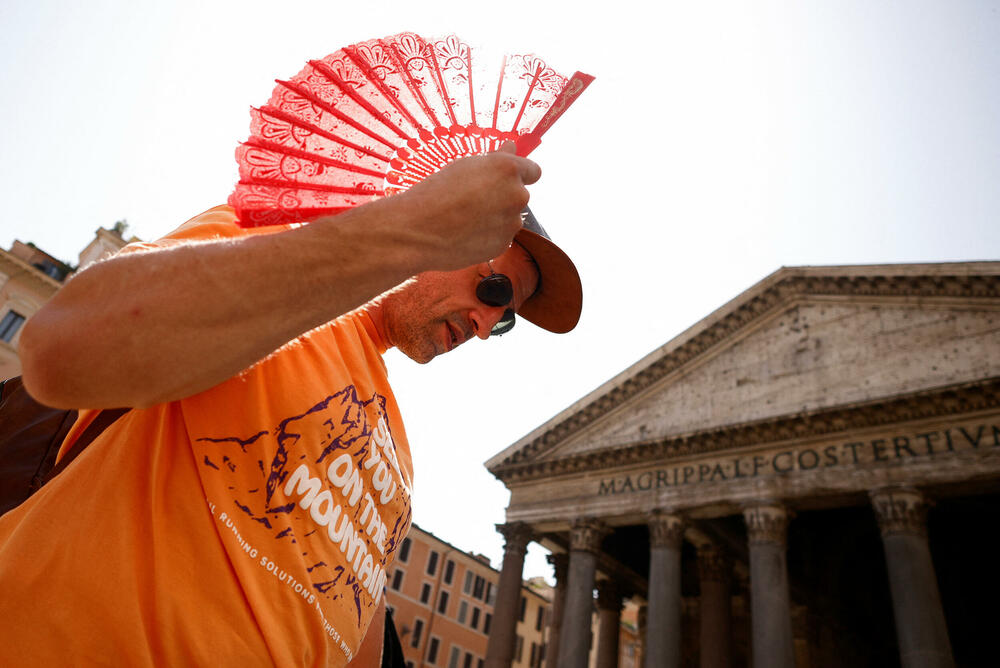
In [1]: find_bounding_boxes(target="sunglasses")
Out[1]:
[476,268,516,337]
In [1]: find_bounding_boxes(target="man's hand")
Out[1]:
[395,141,541,271]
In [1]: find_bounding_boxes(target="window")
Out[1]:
[443,559,455,585]
[470,607,480,631]
[483,613,492,635]
[391,569,404,591]
[530,642,538,668]
[463,652,474,668]
[406,662,415,668]
[535,605,544,631]
[477,660,484,668]
[485,581,496,605]
[518,596,526,622]
[0,311,25,344]
[427,637,441,665]
[437,590,449,614]
[427,550,439,576]
[448,646,461,668]
[399,537,411,563]
[463,571,474,594]
[411,619,424,648]
[457,600,468,624]
[472,575,485,600]
[420,582,432,604]
[515,635,524,663]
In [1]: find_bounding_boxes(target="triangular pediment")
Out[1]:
[486,262,1000,480]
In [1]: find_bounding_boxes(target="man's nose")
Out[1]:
[470,306,507,340]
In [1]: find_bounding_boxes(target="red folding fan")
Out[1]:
[229,32,593,227]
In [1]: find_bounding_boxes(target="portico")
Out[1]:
[485,262,1000,667]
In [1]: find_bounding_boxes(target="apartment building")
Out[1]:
[385,524,549,668]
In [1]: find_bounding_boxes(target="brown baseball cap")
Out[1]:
[513,207,582,333]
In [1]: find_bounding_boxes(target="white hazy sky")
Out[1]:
[2,1,999,582]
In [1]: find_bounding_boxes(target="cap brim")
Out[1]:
[514,228,582,333]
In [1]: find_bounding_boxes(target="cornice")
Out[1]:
[489,272,1000,479]
[492,376,1000,483]
[0,250,64,293]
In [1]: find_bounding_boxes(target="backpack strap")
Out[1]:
[40,406,130,486]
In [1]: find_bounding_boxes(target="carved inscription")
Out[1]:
[598,421,1000,496]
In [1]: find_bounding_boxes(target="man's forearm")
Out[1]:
[19,197,427,409]
[19,148,540,409]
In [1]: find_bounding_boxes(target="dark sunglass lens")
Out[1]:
[490,308,516,337]
[476,274,513,307]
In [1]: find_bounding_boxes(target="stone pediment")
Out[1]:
[486,262,1000,482]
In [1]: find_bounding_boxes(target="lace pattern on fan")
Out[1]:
[231,32,588,227]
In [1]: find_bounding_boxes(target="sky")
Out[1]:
[2,0,998,583]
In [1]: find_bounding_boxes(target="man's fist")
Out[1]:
[397,141,542,271]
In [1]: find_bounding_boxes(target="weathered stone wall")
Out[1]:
[548,302,1000,459]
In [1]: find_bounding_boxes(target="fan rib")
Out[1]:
[511,63,543,133]
[338,49,426,135]
[275,79,398,152]
[243,138,386,178]
[237,176,384,197]
[466,48,477,125]
[423,44,459,127]
[258,106,392,163]
[379,39,443,129]
[307,60,411,142]
[491,55,508,131]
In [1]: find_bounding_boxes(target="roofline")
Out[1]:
[408,522,552,600]
[0,249,65,292]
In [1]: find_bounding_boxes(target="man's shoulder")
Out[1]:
[121,206,294,255]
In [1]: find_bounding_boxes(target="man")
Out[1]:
[0,143,582,665]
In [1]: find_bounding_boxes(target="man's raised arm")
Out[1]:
[19,146,541,410]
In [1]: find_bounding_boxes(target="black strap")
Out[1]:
[41,406,129,485]
[381,606,406,668]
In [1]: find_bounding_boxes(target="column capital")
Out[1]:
[596,578,624,612]
[569,517,609,554]
[870,487,930,538]
[647,509,685,549]
[496,522,534,557]
[546,552,569,583]
[696,545,731,584]
[743,502,792,546]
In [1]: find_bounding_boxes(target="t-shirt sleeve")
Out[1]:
[117,205,291,256]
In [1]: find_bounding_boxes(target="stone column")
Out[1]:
[486,522,534,668]
[544,553,569,668]
[697,545,732,668]
[595,579,624,668]
[645,510,685,668]
[870,488,955,668]
[557,518,608,668]
[743,502,795,668]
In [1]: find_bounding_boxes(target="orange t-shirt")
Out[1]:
[0,206,413,666]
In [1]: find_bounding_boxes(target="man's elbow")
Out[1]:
[17,310,79,409]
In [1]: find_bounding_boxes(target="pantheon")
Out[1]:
[482,262,999,668]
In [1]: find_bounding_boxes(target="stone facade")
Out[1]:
[484,262,1000,667]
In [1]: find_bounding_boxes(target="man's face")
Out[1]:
[378,243,539,363]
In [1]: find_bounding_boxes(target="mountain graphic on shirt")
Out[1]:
[195,385,410,616]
